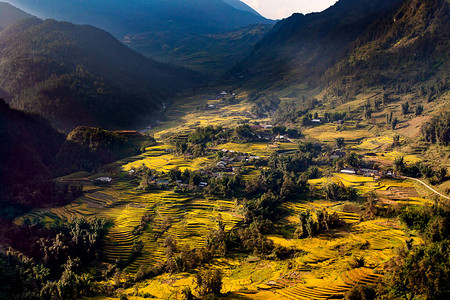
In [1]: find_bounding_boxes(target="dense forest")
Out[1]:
[0,18,201,131]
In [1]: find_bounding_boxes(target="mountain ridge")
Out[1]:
[3,0,273,37]
[232,0,449,101]
[0,1,34,30]
[0,18,202,132]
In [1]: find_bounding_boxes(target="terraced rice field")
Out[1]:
[356,135,394,151]
[303,124,373,145]
[379,150,422,164]
[15,181,241,273]
[263,216,422,300]
[151,94,270,139]
[308,173,434,206]
[120,145,211,172]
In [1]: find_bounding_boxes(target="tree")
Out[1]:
[335,137,345,149]
[415,104,424,116]
[196,269,223,297]
[401,102,410,115]
[391,117,398,130]
[346,152,362,168]
[385,241,450,300]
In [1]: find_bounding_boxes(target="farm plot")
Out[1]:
[14,180,241,273]
[303,124,373,145]
[265,216,422,300]
[120,146,211,172]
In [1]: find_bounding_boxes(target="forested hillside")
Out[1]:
[126,24,272,75]
[0,99,65,211]
[3,0,274,76]
[234,0,449,99]
[323,0,449,100]
[0,18,201,132]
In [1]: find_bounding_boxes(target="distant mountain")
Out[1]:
[0,1,34,31]
[234,0,449,98]
[223,0,262,16]
[126,24,273,75]
[3,0,273,76]
[0,18,201,132]
[233,0,405,90]
[325,0,449,95]
[4,0,273,37]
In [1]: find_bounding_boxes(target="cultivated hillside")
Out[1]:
[0,18,201,132]
[0,1,34,31]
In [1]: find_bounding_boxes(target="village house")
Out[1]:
[359,168,379,177]
[157,179,170,186]
[330,150,346,160]
[341,168,356,175]
[95,177,112,183]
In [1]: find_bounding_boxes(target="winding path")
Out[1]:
[401,176,450,200]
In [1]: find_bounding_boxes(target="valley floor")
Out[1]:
[14,91,448,299]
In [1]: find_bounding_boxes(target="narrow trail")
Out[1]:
[401,176,450,200]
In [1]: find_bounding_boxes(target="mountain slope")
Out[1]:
[223,0,262,16]
[4,0,273,76]
[324,0,449,96]
[125,24,272,75]
[234,0,449,99]
[0,1,34,31]
[233,0,405,90]
[0,99,64,206]
[0,18,201,132]
[4,0,272,37]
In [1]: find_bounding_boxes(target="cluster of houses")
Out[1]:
[215,151,260,173]
[340,168,397,179]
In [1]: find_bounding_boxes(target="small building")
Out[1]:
[311,119,322,124]
[237,155,247,162]
[96,177,112,183]
[360,168,379,176]
[217,161,227,168]
[385,170,395,177]
[221,91,228,96]
[341,169,356,174]
[199,182,208,187]
[330,150,346,160]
